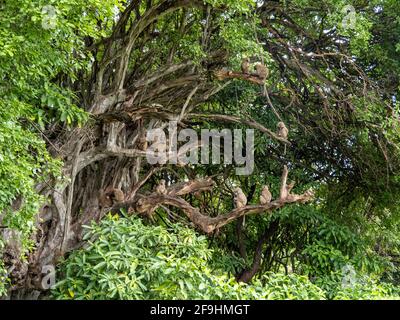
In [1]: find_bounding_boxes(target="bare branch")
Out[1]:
[188,113,291,145]
[113,167,313,234]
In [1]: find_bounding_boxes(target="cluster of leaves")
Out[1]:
[52,215,400,300]
[0,0,124,295]
[0,98,59,296]
[333,276,400,300]
[0,240,9,295]
[52,215,326,300]
[278,203,400,299]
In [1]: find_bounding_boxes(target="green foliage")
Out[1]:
[253,273,326,300]
[0,0,121,292]
[53,214,225,299]
[0,240,8,296]
[2,0,400,300]
[0,98,58,252]
[312,272,400,300]
[52,216,400,300]
[52,215,327,300]
[333,276,400,300]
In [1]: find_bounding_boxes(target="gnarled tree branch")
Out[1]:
[113,167,313,233]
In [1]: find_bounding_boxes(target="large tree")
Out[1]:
[1,0,399,298]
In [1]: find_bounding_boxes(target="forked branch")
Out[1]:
[113,166,313,233]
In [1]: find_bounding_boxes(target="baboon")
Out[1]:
[99,187,125,208]
[241,58,250,74]
[233,187,247,208]
[254,63,269,81]
[260,185,272,204]
[277,122,289,139]
[155,179,167,195]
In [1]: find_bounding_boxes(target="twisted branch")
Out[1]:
[113,167,313,233]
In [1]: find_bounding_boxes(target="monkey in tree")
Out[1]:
[241,58,250,74]
[277,121,289,139]
[254,63,269,81]
[260,185,272,205]
[136,119,148,151]
[233,187,247,209]
[137,133,148,151]
[155,179,167,195]
[234,187,247,227]
[111,188,125,203]
[277,121,289,155]
[99,187,125,208]
[252,63,269,96]
[99,190,112,208]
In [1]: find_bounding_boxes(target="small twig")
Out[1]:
[263,91,283,122]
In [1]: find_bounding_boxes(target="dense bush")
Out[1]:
[52,215,399,300]
[52,215,323,299]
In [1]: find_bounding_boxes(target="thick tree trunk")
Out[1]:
[236,220,279,283]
